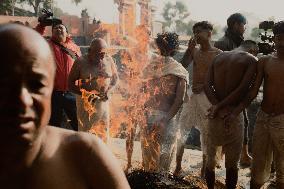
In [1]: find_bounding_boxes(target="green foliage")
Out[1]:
[4,0,83,16]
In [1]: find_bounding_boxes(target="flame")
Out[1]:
[78,2,166,171]
[89,120,109,143]
[80,88,100,119]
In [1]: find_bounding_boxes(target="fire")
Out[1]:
[77,1,166,172]
[89,120,109,144]
[79,88,100,119]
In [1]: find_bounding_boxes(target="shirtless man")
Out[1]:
[68,38,118,143]
[0,24,130,189]
[141,32,189,172]
[242,21,284,189]
[204,40,258,189]
[214,13,252,167]
[174,21,222,176]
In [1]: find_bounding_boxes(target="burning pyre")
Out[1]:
[126,170,246,189]
[127,170,207,189]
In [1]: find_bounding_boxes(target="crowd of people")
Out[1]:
[1,11,284,189]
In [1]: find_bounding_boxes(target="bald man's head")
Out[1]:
[0,24,55,75]
[0,24,55,143]
[88,38,107,61]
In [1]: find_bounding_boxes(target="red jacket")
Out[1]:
[35,24,81,91]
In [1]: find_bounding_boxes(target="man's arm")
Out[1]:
[79,133,131,189]
[204,59,219,105]
[164,78,187,122]
[181,38,196,68]
[68,59,81,95]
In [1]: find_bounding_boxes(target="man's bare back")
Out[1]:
[205,50,258,109]
[213,51,256,101]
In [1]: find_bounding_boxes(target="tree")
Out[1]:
[20,0,83,16]
[0,0,21,16]
[162,1,190,33]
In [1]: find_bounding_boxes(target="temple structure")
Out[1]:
[114,0,156,36]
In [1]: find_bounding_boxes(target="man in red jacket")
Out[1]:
[35,18,81,131]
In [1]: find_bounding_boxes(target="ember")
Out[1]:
[126,170,207,189]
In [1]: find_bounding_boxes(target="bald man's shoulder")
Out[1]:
[41,126,130,189]
[43,126,116,166]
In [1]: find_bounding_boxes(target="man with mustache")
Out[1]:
[68,38,118,144]
[36,17,81,131]
[0,23,130,189]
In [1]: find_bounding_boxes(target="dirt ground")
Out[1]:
[109,138,253,189]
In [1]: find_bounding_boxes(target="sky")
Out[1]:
[55,0,284,27]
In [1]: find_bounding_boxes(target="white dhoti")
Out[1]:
[141,110,178,172]
[76,95,110,143]
[177,91,211,154]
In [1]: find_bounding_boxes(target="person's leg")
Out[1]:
[126,126,135,170]
[159,118,177,173]
[174,125,191,175]
[205,119,219,189]
[174,138,185,175]
[222,113,244,189]
[140,112,160,172]
[205,144,217,189]
[269,116,284,188]
[49,91,63,127]
[223,139,242,189]
[174,96,194,175]
[240,109,252,167]
[251,111,273,189]
[63,92,78,131]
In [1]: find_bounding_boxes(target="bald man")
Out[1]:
[0,24,130,189]
[68,38,118,144]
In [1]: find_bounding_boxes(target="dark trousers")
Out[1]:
[49,91,78,131]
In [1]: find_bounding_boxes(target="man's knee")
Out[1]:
[276,174,284,187]
[251,172,268,188]
[224,154,239,170]
[206,156,216,171]
[250,180,263,189]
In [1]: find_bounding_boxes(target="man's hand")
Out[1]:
[217,107,232,119]
[207,105,219,119]
[88,93,100,104]
[99,92,108,102]
[187,37,197,52]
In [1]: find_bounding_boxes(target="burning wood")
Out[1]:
[127,170,207,189]
[126,170,245,189]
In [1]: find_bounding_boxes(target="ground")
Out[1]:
[109,138,253,189]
